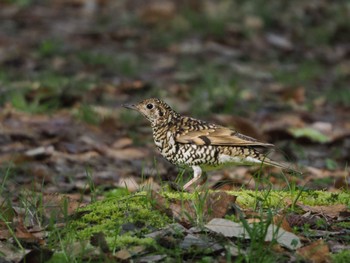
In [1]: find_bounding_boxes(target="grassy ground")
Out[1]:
[0,0,350,262]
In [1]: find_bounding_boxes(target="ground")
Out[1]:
[0,0,349,262]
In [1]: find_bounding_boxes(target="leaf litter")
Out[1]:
[0,0,350,261]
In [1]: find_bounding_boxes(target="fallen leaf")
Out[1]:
[266,33,293,51]
[139,0,176,25]
[80,135,147,160]
[298,204,349,219]
[118,177,139,192]
[205,218,301,250]
[138,254,167,263]
[180,233,223,252]
[25,146,54,158]
[264,224,301,250]
[206,191,237,220]
[297,239,331,263]
[281,87,305,104]
[273,214,293,232]
[115,246,146,261]
[112,137,133,149]
[150,191,236,227]
[15,221,45,245]
[0,240,26,262]
[288,127,330,143]
[205,218,247,238]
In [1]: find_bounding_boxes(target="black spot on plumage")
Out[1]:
[199,135,211,145]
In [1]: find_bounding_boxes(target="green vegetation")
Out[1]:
[332,249,350,263]
[64,189,350,244]
[63,190,171,247]
[1,0,350,261]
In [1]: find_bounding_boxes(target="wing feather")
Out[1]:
[176,126,273,147]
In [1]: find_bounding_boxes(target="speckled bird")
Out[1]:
[123,98,289,189]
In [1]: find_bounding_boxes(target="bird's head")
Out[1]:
[123,98,178,127]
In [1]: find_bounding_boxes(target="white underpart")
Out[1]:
[167,131,175,146]
[245,156,262,164]
[218,154,262,165]
[154,139,162,148]
[164,131,176,156]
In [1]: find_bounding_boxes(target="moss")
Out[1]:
[226,190,350,208]
[162,189,350,209]
[64,189,350,252]
[106,235,155,250]
[65,191,171,251]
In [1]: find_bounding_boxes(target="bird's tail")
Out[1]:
[260,157,301,174]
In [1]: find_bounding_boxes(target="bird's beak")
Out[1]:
[122,104,137,110]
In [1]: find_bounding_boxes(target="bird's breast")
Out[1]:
[153,129,178,160]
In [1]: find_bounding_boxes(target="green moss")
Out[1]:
[227,190,350,208]
[161,190,350,209]
[106,235,155,250]
[64,189,350,252]
[65,191,171,251]
[46,252,68,263]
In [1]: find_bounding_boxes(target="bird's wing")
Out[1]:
[176,126,274,147]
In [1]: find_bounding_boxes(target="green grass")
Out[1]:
[332,249,350,263]
[5,0,33,7]
[273,60,325,86]
[38,39,64,58]
[327,87,350,107]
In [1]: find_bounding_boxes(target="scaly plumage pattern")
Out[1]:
[123,98,289,189]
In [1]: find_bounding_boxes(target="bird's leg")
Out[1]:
[183,166,202,190]
[199,171,208,186]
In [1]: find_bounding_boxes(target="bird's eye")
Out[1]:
[146,104,153,109]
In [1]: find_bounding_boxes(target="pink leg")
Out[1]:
[183,166,202,190]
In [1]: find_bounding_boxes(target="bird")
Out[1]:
[123,98,291,190]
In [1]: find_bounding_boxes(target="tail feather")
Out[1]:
[260,157,300,174]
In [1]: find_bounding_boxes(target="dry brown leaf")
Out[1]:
[297,239,331,263]
[273,214,293,232]
[104,148,147,160]
[298,204,348,219]
[281,87,305,104]
[114,249,132,261]
[118,177,139,192]
[112,138,133,149]
[52,150,99,162]
[15,220,45,245]
[41,193,86,218]
[80,136,147,160]
[206,191,237,220]
[115,246,145,261]
[0,225,12,240]
[151,191,236,227]
[139,0,176,25]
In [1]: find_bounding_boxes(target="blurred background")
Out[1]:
[0,0,349,192]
